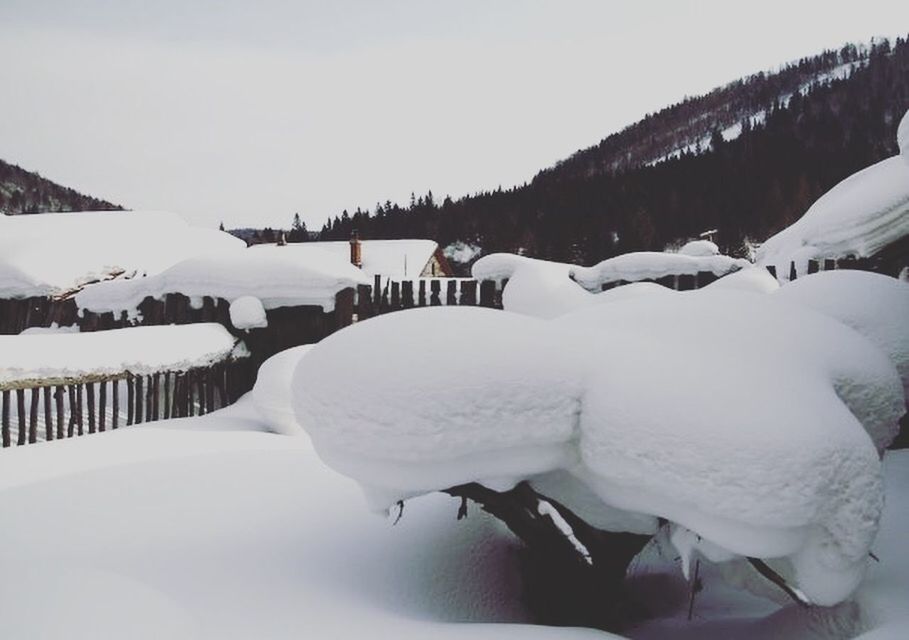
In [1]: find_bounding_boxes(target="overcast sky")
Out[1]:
[1,1,907,230]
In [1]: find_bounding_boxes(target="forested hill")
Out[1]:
[0,159,122,214]
[318,37,909,266]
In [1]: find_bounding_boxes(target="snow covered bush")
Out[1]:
[291,285,906,618]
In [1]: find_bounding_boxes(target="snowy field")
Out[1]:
[0,399,907,639]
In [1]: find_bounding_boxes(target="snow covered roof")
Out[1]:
[254,240,440,279]
[756,108,909,273]
[75,245,370,314]
[0,324,244,389]
[0,210,244,299]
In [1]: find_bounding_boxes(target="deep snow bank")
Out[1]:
[292,291,905,605]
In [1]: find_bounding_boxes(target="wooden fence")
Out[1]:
[354,276,504,319]
[0,297,78,335]
[765,255,904,282]
[0,357,254,448]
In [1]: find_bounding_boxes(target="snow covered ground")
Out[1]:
[0,399,907,639]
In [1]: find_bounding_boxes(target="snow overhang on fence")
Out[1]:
[756,108,909,275]
[0,324,246,390]
[0,210,244,299]
[75,247,370,315]
[570,251,749,291]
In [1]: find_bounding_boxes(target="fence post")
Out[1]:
[824,258,835,271]
[55,386,65,438]
[86,382,96,434]
[391,282,401,309]
[28,388,39,444]
[677,274,696,291]
[461,280,478,305]
[44,386,53,441]
[373,275,382,307]
[789,261,797,281]
[402,281,415,309]
[1,390,9,447]
[430,280,441,306]
[446,280,458,305]
[479,280,497,308]
[765,265,777,279]
[335,288,356,329]
[696,271,717,288]
[16,389,26,445]
[357,285,374,321]
[418,280,427,307]
[807,260,819,274]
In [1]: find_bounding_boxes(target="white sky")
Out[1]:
[1,1,907,230]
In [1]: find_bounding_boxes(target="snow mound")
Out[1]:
[704,266,780,293]
[571,251,748,291]
[0,324,244,387]
[252,345,313,435]
[0,210,243,299]
[757,111,909,274]
[678,239,720,257]
[229,296,268,330]
[293,307,584,505]
[562,291,899,604]
[76,248,369,314]
[775,270,909,401]
[472,254,595,319]
[293,291,903,605]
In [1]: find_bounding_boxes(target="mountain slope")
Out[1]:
[0,159,122,214]
[318,36,909,268]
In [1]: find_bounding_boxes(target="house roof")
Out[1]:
[0,210,243,299]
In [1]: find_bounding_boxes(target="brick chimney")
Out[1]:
[349,230,362,268]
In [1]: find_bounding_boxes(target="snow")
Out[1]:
[899,108,909,157]
[444,241,483,265]
[774,270,909,399]
[254,239,439,279]
[472,254,596,319]
[252,345,313,435]
[0,210,243,299]
[292,290,904,605]
[756,109,909,275]
[677,240,719,257]
[703,267,780,293]
[0,410,616,640]
[0,324,244,387]
[229,295,268,330]
[0,369,907,637]
[571,251,748,291]
[75,247,369,314]
[293,307,584,507]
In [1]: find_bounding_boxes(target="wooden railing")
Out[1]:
[765,256,903,281]
[354,276,504,320]
[1,357,254,448]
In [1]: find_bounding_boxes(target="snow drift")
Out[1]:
[292,289,905,606]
